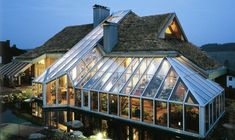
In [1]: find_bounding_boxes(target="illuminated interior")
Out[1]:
[165,18,186,41]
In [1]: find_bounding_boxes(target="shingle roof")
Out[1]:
[16,24,93,60]
[113,12,220,70]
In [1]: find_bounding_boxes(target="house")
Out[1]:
[31,5,225,139]
[0,24,93,87]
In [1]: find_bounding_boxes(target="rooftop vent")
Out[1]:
[93,4,110,27]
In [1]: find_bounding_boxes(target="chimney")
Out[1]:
[103,21,118,53]
[93,4,110,27]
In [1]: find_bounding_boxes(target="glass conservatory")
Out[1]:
[33,10,225,138]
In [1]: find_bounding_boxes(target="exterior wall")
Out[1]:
[227,75,235,88]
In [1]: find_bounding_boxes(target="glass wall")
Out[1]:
[83,90,89,108]
[120,95,129,118]
[100,92,108,113]
[131,97,140,120]
[75,89,81,107]
[68,79,74,106]
[109,94,118,115]
[91,91,98,111]
[46,80,56,105]
[142,99,153,123]
[33,83,43,98]
[169,103,183,129]
[155,101,167,126]
[58,75,67,105]
[185,105,199,133]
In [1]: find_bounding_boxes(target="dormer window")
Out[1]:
[165,18,185,41]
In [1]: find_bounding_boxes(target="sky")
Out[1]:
[0,0,235,49]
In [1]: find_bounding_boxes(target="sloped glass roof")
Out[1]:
[70,56,223,106]
[34,10,130,83]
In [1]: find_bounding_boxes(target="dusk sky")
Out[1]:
[1,0,235,49]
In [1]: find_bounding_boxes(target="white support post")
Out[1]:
[199,106,206,137]
[43,83,46,106]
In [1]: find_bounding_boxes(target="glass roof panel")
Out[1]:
[131,58,162,96]
[156,69,178,100]
[143,60,170,97]
[120,58,152,95]
[185,91,198,104]
[77,57,109,87]
[92,58,125,90]
[82,58,116,89]
[111,58,142,93]
[169,80,187,102]
[101,58,135,92]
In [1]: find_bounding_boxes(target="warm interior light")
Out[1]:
[96,132,103,140]
[38,59,45,65]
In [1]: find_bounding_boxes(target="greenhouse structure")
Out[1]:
[33,5,225,138]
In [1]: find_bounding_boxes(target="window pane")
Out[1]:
[101,58,134,92]
[68,78,74,106]
[143,60,170,97]
[185,91,198,104]
[58,75,67,105]
[75,89,81,107]
[185,105,199,133]
[120,96,129,118]
[132,58,162,96]
[91,91,98,111]
[109,94,118,115]
[169,103,183,129]
[111,58,142,93]
[157,69,178,100]
[92,58,124,90]
[131,97,140,120]
[170,81,187,102]
[100,93,108,113]
[46,80,56,105]
[143,99,153,123]
[205,104,209,132]
[155,101,167,126]
[83,91,89,107]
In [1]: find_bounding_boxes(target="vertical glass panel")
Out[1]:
[169,103,183,129]
[109,94,118,115]
[213,99,216,122]
[75,89,81,107]
[100,92,108,113]
[132,58,162,96]
[170,81,187,102]
[209,103,213,126]
[68,78,74,106]
[205,104,209,132]
[185,91,198,104]
[130,97,140,120]
[216,97,220,118]
[91,91,98,111]
[185,105,199,133]
[143,60,170,97]
[155,101,167,126]
[157,69,178,100]
[83,91,89,107]
[58,75,67,105]
[33,83,43,98]
[111,58,142,93]
[142,99,153,123]
[93,58,124,90]
[119,96,129,118]
[46,80,56,105]
[101,58,134,92]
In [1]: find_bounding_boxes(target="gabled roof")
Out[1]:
[113,12,220,70]
[16,24,93,60]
